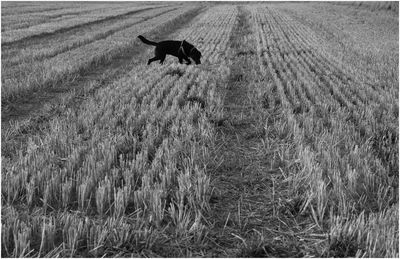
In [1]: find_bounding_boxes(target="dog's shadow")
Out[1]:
[164,68,185,77]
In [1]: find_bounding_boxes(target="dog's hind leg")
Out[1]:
[159,54,166,64]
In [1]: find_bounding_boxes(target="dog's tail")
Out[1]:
[137,35,158,46]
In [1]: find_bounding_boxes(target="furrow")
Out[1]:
[2,5,110,32]
[1,6,159,46]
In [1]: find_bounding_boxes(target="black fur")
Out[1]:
[138,35,202,65]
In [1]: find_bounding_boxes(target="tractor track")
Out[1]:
[207,6,317,257]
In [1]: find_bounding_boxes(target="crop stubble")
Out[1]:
[1,2,398,257]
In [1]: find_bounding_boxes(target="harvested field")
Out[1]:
[1,1,398,257]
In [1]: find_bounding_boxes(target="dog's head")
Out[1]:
[189,48,202,65]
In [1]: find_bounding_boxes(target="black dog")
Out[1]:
[138,35,201,65]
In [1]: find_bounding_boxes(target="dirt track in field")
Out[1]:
[207,7,317,256]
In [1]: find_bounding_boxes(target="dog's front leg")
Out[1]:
[148,57,158,65]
